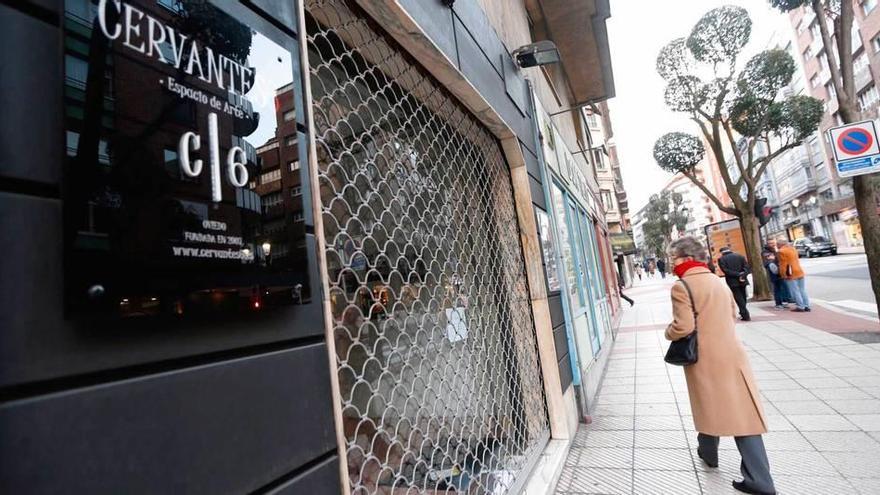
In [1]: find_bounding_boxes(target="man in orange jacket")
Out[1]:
[777,239,811,312]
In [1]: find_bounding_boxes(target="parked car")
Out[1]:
[793,236,838,257]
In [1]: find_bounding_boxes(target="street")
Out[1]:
[799,254,877,318]
[556,275,880,495]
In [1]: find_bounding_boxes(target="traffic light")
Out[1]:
[754,197,772,226]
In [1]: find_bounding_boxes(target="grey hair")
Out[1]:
[667,236,708,262]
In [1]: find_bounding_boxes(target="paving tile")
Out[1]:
[633,448,693,471]
[591,403,634,417]
[762,388,817,401]
[831,367,880,378]
[635,393,677,404]
[772,400,837,415]
[795,376,853,389]
[811,387,874,401]
[786,414,860,431]
[772,475,857,495]
[849,477,880,494]
[753,370,789,381]
[767,450,838,476]
[846,375,880,387]
[822,451,880,478]
[565,467,632,494]
[845,414,880,431]
[762,431,814,451]
[758,378,804,391]
[781,367,830,379]
[601,384,636,395]
[575,430,634,449]
[596,393,636,405]
[634,415,683,431]
[588,415,634,431]
[825,399,880,414]
[801,431,880,452]
[572,447,633,469]
[696,469,741,494]
[633,403,680,416]
[634,430,689,449]
[556,465,576,492]
[766,415,798,432]
[632,469,700,494]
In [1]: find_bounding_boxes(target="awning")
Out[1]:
[610,232,635,255]
[528,0,616,104]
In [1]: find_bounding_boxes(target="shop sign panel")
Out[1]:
[63,0,312,321]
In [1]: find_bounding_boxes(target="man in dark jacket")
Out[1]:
[656,258,667,279]
[718,247,751,321]
[762,239,790,309]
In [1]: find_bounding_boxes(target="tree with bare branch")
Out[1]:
[769,0,880,319]
[653,5,824,300]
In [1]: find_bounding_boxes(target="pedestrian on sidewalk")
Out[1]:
[718,247,751,321]
[761,239,789,310]
[657,258,667,279]
[617,270,634,307]
[666,237,776,495]
[777,239,811,312]
[635,264,643,281]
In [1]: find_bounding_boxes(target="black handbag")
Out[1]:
[664,278,698,366]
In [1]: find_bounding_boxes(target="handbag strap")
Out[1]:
[678,278,698,321]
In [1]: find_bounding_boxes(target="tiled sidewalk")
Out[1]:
[556,282,880,494]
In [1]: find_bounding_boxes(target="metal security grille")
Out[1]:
[305,0,550,493]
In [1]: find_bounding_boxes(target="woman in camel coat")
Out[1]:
[665,236,775,495]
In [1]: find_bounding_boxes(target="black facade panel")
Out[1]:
[522,140,542,182]
[0,192,326,387]
[398,0,458,66]
[266,456,340,495]
[12,0,60,15]
[558,353,573,392]
[552,323,568,363]
[529,174,546,210]
[502,45,530,116]
[248,0,298,31]
[0,4,62,186]
[451,0,505,78]
[0,344,338,494]
[547,293,565,327]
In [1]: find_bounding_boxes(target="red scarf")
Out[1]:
[674,260,708,278]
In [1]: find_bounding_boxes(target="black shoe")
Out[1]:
[732,480,775,495]
[740,316,751,321]
[697,448,717,468]
[791,308,806,312]
[804,307,811,312]
[629,300,635,307]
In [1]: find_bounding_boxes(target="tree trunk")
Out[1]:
[853,174,880,315]
[740,211,772,301]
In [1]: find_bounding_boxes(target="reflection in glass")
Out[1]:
[63,0,310,320]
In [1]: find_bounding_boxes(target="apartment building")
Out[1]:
[782,2,880,246]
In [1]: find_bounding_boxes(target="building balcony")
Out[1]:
[855,66,873,91]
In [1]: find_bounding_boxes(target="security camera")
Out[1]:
[512,40,560,68]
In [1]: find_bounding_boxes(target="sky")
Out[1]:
[606,0,793,214]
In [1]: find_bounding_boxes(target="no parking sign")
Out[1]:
[828,120,880,178]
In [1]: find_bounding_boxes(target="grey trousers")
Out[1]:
[697,433,776,493]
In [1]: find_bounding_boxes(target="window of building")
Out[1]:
[593,149,606,170]
[290,186,302,196]
[855,53,870,73]
[858,84,880,110]
[826,82,837,101]
[873,36,880,53]
[262,191,283,208]
[285,135,296,147]
[293,212,304,222]
[601,190,614,210]
[811,74,821,88]
[818,51,829,71]
[803,45,814,59]
[283,109,295,122]
[158,0,184,13]
[585,112,598,128]
[260,168,282,184]
[863,0,878,16]
[535,208,561,292]
[289,160,300,171]
[65,55,88,90]
[811,22,821,41]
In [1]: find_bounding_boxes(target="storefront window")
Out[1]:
[552,183,582,308]
[63,0,312,320]
[536,208,562,292]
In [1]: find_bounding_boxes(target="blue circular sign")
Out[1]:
[837,128,874,155]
